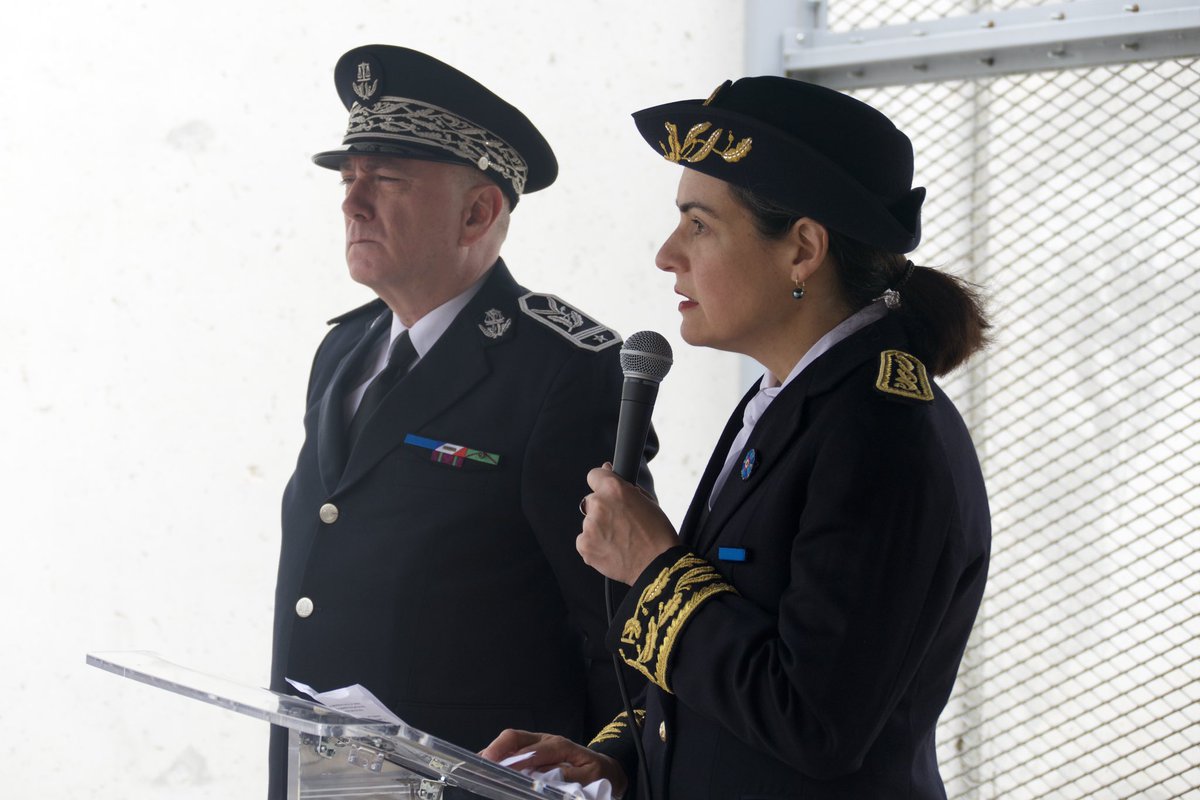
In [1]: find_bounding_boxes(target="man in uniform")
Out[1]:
[269,44,651,797]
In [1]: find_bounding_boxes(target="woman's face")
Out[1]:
[656,170,798,355]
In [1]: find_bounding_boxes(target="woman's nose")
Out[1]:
[655,231,681,273]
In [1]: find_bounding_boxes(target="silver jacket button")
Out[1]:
[295,597,314,618]
[319,503,339,524]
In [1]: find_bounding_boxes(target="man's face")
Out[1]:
[339,156,474,307]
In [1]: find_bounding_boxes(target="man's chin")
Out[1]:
[346,262,384,291]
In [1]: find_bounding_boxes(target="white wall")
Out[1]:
[0,2,746,796]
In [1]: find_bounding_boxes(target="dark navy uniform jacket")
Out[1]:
[592,314,989,800]
[269,260,650,796]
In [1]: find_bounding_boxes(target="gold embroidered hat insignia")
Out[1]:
[659,121,752,165]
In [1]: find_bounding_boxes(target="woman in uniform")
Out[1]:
[484,75,991,800]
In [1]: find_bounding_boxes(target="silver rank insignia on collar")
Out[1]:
[478,309,512,339]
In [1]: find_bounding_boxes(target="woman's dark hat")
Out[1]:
[632,76,924,252]
[313,45,558,206]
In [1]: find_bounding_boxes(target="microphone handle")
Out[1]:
[611,377,660,483]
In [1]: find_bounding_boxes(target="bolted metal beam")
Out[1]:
[783,0,1200,88]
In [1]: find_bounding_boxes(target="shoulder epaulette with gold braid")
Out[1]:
[588,709,646,747]
[875,349,934,402]
[618,553,737,693]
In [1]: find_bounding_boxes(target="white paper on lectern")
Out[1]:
[286,678,403,724]
[499,752,614,800]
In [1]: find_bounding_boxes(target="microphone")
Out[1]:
[611,330,673,483]
[606,331,672,800]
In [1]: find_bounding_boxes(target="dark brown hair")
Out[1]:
[730,185,990,376]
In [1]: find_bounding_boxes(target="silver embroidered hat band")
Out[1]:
[342,96,529,195]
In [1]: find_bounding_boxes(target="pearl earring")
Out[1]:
[792,280,806,300]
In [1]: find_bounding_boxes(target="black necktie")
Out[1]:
[346,331,418,447]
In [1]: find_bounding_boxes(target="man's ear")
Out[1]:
[460,182,506,246]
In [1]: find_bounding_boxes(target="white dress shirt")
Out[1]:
[343,272,488,419]
[708,302,889,509]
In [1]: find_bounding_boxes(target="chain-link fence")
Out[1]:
[835,22,1200,800]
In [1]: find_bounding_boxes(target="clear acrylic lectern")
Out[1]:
[87,651,587,800]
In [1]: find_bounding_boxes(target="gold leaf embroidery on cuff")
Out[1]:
[588,709,647,746]
[619,554,737,693]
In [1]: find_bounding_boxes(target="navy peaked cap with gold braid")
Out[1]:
[312,45,558,206]
[632,76,925,253]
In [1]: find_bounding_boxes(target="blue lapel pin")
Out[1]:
[740,448,758,480]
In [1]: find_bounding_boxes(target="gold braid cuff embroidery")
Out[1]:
[588,709,647,747]
[619,554,737,693]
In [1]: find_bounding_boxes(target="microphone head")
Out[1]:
[620,330,673,383]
